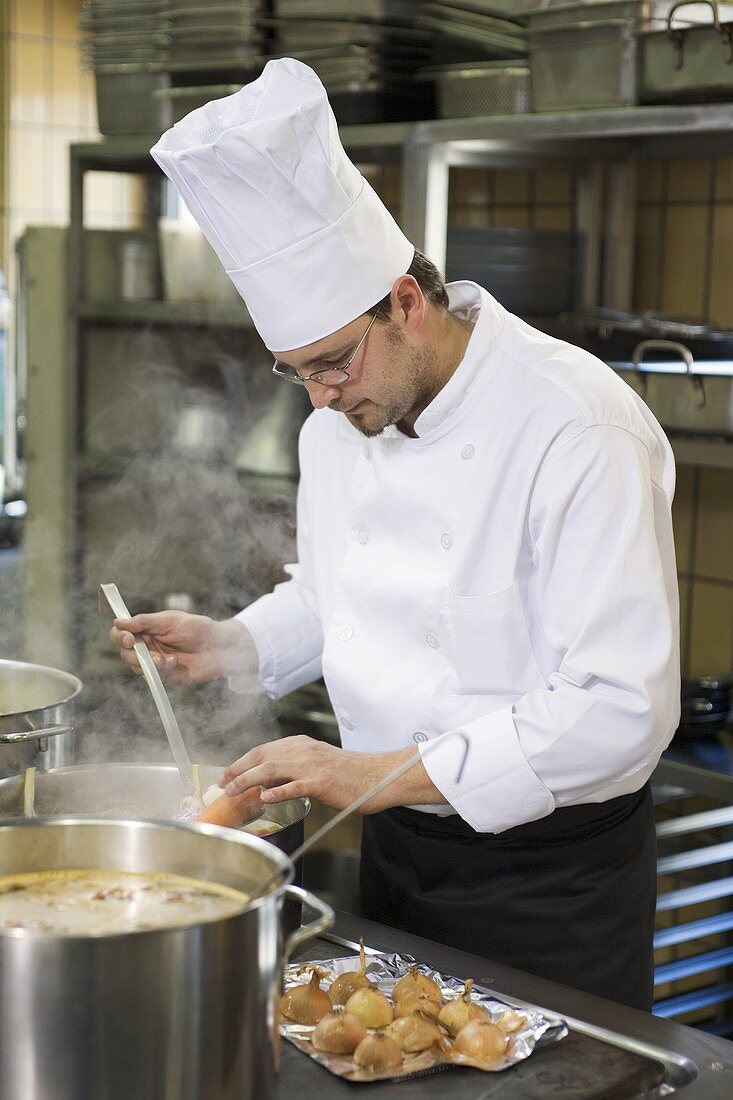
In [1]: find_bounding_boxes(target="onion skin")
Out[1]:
[454,1019,508,1064]
[312,1009,367,1054]
[438,981,489,1036]
[439,998,489,1035]
[345,987,394,1029]
[329,970,372,1006]
[392,968,442,1005]
[279,970,332,1025]
[386,1014,443,1053]
[393,992,441,1021]
[353,1032,403,1071]
[329,938,373,1006]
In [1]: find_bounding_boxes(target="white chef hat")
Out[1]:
[151,58,414,351]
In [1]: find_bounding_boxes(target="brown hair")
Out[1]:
[367,248,449,317]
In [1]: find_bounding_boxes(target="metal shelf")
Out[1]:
[409,102,733,151]
[75,299,253,328]
[69,120,411,172]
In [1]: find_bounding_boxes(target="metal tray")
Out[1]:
[274,0,420,19]
[422,60,531,116]
[281,951,568,1083]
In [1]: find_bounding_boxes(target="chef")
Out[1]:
[112,58,680,1011]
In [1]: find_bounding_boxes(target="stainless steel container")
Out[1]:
[641,0,733,103]
[0,762,308,833]
[0,817,333,1100]
[422,60,531,117]
[93,65,172,137]
[613,345,733,434]
[526,0,671,110]
[0,659,81,780]
[0,762,311,933]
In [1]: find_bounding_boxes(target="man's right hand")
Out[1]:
[109,611,257,685]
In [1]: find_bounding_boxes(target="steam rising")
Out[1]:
[4,324,311,773]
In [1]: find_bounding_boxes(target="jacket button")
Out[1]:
[413,731,428,743]
[357,529,369,545]
[461,444,475,460]
[425,634,439,649]
[337,625,353,641]
[440,533,453,550]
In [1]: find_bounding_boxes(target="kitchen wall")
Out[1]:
[446,160,733,682]
[636,159,733,679]
[0,0,144,285]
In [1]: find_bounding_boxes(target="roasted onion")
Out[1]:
[353,1032,403,1071]
[279,969,332,1025]
[329,938,373,1006]
[438,979,489,1035]
[385,1014,443,1053]
[346,987,394,1029]
[393,991,441,1021]
[392,967,442,1005]
[453,1018,507,1064]
[311,1007,367,1054]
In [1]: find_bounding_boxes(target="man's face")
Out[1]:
[274,313,438,438]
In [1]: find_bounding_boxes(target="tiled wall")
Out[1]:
[0,0,144,285]
[636,157,733,679]
[448,166,574,231]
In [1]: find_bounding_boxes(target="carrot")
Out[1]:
[195,785,264,829]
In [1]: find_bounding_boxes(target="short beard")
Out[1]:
[349,325,438,438]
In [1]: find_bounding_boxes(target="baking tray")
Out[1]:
[281,950,568,1083]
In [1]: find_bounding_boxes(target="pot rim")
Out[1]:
[0,815,295,941]
[0,762,312,823]
[0,659,83,719]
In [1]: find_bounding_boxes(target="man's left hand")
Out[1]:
[219,735,446,814]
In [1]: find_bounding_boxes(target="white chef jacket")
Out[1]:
[234,282,680,834]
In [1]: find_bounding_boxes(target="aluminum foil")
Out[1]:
[281,951,568,1084]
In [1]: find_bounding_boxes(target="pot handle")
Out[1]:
[631,339,706,408]
[0,723,73,744]
[666,2,732,70]
[282,884,334,962]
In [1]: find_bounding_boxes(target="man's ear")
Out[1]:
[389,275,426,331]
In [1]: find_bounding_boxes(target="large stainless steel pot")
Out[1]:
[0,659,81,779]
[0,762,309,840]
[0,762,311,934]
[0,817,333,1100]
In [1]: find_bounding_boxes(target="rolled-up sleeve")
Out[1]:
[421,424,681,833]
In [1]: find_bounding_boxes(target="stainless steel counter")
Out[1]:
[282,910,733,1098]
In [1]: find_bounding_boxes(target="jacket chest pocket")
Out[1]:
[443,582,545,695]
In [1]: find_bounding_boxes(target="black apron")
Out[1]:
[360,783,656,1011]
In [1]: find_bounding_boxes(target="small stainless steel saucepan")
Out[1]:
[0,659,81,780]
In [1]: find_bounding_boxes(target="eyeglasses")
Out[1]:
[272,311,379,387]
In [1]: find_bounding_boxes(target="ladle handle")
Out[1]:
[282,884,334,961]
[99,583,196,795]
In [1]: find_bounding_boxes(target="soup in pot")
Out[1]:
[0,869,250,935]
